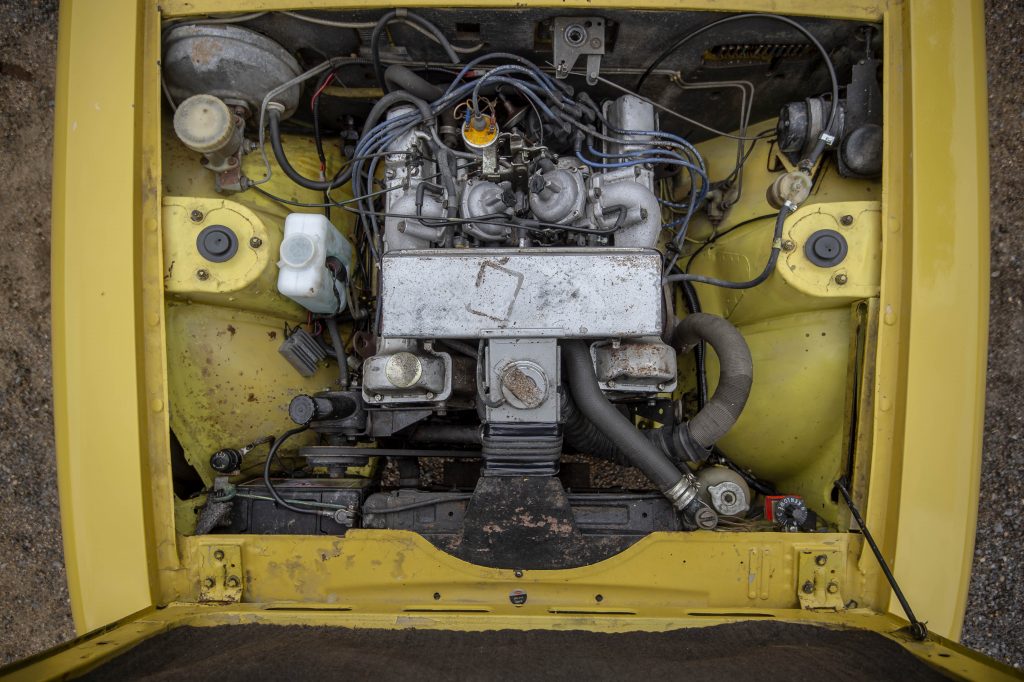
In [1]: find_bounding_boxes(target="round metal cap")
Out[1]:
[288,395,318,426]
[196,224,238,263]
[804,229,848,267]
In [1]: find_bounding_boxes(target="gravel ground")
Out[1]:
[0,0,1020,670]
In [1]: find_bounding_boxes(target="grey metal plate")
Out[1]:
[379,248,663,338]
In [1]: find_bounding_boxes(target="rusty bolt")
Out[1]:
[826,581,840,594]
[190,209,204,223]
[213,549,225,560]
[840,214,854,226]
[249,237,263,249]
[514,569,524,578]
[781,239,796,252]
[203,578,215,589]
[815,554,828,566]
[835,273,849,285]
[802,580,815,594]
[196,269,210,281]
[225,575,241,588]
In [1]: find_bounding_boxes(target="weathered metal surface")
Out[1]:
[591,336,677,392]
[485,339,560,423]
[380,248,663,338]
[198,545,243,603]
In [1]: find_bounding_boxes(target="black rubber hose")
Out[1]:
[324,316,349,389]
[562,340,688,494]
[670,313,753,449]
[372,10,460,93]
[384,64,445,101]
[268,107,352,192]
[561,393,630,467]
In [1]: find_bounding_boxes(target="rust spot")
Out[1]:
[247,393,257,402]
[226,325,236,337]
[267,331,277,340]
[189,37,223,67]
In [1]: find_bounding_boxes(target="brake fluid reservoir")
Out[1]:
[276,213,354,314]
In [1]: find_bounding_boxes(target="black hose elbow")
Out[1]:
[383,64,445,101]
[670,313,753,450]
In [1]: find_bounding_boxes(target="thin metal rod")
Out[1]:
[836,477,928,641]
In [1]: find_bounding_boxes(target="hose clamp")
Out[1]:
[819,131,836,146]
[665,476,699,511]
[783,200,799,212]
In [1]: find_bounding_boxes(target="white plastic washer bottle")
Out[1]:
[276,213,354,314]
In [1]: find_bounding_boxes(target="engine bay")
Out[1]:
[163,8,884,569]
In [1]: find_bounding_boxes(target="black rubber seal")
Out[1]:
[804,229,848,267]
[196,224,238,263]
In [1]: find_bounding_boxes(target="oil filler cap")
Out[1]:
[197,224,238,263]
[804,229,848,268]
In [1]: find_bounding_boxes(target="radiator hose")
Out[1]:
[562,340,698,510]
[564,313,752,466]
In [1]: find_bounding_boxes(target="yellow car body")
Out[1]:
[2,0,1010,678]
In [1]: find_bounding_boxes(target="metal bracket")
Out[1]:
[199,545,244,603]
[552,17,606,84]
[796,549,845,610]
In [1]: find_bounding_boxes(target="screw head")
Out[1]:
[373,394,383,402]
[781,239,796,252]
[190,209,204,223]
[815,554,828,566]
[196,269,210,281]
[213,549,225,560]
[514,569,524,578]
[826,581,840,594]
[249,236,263,248]
[802,580,815,594]
[225,575,241,588]
[424,392,435,400]
[203,578,215,589]
[840,214,854,226]
[834,273,848,285]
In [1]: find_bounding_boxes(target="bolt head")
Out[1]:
[190,209,204,223]
[249,236,263,248]
[213,549,225,560]
[826,581,840,594]
[514,569,524,578]
[782,239,796,252]
[835,273,848,285]
[225,575,241,588]
[196,269,210,281]
[425,392,435,400]
[840,214,854,226]
[374,394,383,402]
[203,578,215,589]
[802,580,815,594]
[815,554,828,566]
